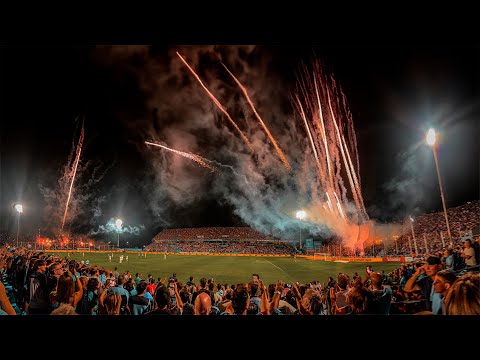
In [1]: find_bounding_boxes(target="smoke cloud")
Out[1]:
[88,217,145,236]
[95,46,377,244]
[39,122,113,237]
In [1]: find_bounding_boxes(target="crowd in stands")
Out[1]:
[0,231,33,246]
[1,201,479,315]
[315,200,480,258]
[145,240,295,254]
[1,236,479,315]
[394,200,480,256]
[152,227,275,242]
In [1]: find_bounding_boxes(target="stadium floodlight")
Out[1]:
[296,210,307,250]
[409,216,419,256]
[426,128,453,247]
[13,203,23,248]
[296,210,306,220]
[115,218,123,247]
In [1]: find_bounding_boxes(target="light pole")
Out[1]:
[14,204,23,248]
[296,210,306,250]
[115,218,123,248]
[426,128,453,247]
[409,216,419,256]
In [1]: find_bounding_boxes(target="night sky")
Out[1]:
[1,44,479,247]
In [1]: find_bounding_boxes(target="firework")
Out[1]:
[293,60,373,249]
[154,52,379,249]
[220,62,291,171]
[145,141,218,173]
[176,52,253,151]
[61,121,84,231]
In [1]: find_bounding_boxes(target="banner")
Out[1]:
[305,238,314,249]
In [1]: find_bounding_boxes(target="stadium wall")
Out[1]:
[305,255,384,262]
[305,255,413,262]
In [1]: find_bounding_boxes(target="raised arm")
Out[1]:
[403,265,424,293]
[259,280,269,315]
[291,283,309,315]
[269,280,284,314]
[69,271,83,307]
[173,282,183,311]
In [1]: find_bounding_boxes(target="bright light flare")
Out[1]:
[296,210,306,220]
[409,216,414,223]
[426,128,436,146]
[14,204,23,213]
[115,219,123,229]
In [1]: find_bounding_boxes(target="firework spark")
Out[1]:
[61,121,84,231]
[292,60,372,249]
[145,141,218,173]
[176,52,253,152]
[149,50,377,250]
[220,62,291,171]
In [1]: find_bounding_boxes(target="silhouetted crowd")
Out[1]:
[145,240,294,254]
[1,241,479,315]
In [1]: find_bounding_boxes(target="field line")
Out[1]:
[263,259,286,273]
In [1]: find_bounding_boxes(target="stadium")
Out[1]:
[2,45,480,316]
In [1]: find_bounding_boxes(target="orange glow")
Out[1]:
[36,236,50,244]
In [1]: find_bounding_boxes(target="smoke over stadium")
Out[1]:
[95,45,386,249]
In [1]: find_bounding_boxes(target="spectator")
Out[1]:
[146,285,181,315]
[367,272,392,314]
[27,259,50,314]
[50,271,83,313]
[128,281,151,315]
[194,291,211,315]
[432,270,457,315]
[0,281,16,315]
[442,249,454,270]
[50,303,78,315]
[461,239,477,267]
[230,284,250,315]
[107,275,130,315]
[445,272,480,315]
[404,256,442,313]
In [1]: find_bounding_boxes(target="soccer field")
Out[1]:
[48,252,402,286]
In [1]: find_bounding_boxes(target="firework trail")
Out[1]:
[176,52,254,152]
[145,49,375,250]
[313,77,333,188]
[145,141,218,173]
[61,121,84,231]
[220,62,291,171]
[293,59,370,247]
[326,88,363,218]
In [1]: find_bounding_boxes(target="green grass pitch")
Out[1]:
[49,252,402,286]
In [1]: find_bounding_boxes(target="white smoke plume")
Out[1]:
[94,46,370,244]
[39,121,112,237]
[89,217,145,236]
